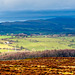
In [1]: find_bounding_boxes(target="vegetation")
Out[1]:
[0,35,75,52]
[0,49,75,60]
[0,36,12,39]
[0,17,75,35]
[0,57,75,75]
[0,17,75,74]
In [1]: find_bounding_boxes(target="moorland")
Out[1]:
[0,57,75,75]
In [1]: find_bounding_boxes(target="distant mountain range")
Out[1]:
[1,10,75,22]
[0,17,75,35]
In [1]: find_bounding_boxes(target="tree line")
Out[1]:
[0,49,75,60]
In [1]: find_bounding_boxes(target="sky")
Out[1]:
[0,0,75,11]
[0,0,75,22]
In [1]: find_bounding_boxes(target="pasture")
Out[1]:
[0,36,75,52]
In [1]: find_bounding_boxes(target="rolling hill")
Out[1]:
[0,17,75,35]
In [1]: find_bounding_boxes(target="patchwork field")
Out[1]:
[0,36,75,52]
[0,57,75,75]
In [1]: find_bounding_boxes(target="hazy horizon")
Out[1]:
[0,0,75,22]
[0,10,75,22]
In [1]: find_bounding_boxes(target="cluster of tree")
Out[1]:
[0,49,75,60]
[0,33,74,38]
[9,33,75,38]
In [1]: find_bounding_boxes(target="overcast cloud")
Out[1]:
[0,0,75,22]
[0,0,75,11]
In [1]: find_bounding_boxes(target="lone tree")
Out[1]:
[20,46,24,50]
[11,33,14,38]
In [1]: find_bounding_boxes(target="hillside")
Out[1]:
[0,57,75,75]
[0,17,75,35]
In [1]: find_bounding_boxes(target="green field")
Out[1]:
[0,36,12,39]
[0,36,75,52]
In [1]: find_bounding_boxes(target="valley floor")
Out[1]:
[0,36,75,52]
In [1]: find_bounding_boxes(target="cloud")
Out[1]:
[0,0,75,11]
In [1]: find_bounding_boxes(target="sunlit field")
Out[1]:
[0,36,12,39]
[10,38,74,51]
[0,36,75,52]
